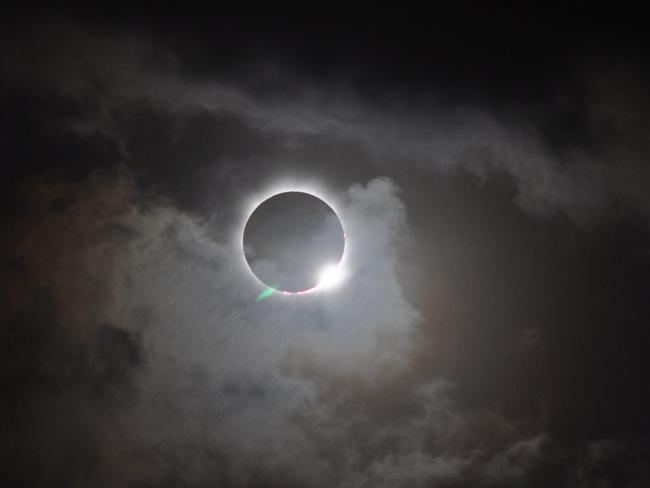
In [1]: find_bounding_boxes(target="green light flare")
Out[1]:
[256,286,277,301]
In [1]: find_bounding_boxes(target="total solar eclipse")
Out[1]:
[243,191,346,294]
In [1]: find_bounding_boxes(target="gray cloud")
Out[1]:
[0,168,554,486]
[4,19,649,225]
[3,16,648,488]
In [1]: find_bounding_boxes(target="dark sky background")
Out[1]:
[2,6,650,487]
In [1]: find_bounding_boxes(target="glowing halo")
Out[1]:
[239,184,347,297]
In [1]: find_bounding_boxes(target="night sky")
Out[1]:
[2,6,650,487]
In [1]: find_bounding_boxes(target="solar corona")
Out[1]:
[242,191,346,299]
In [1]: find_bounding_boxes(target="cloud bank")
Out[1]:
[0,168,555,486]
[2,15,649,487]
[3,18,650,225]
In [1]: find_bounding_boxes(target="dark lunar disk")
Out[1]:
[243,192,345,293]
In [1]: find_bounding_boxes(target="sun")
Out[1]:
[316,263,345,290]
[240,185,348,298]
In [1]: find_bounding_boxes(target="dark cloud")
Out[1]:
[0,167,561,487]
[0,170,428,486]
[2,11,650,488]
[4,17,650,225]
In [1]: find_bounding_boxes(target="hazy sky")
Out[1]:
[2,7,650,487]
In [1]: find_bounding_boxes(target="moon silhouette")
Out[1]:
[243,192,345,293]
